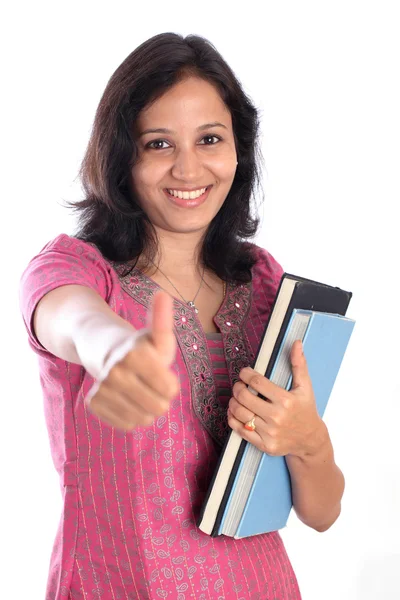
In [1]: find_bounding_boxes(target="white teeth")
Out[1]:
[167,187,207,200]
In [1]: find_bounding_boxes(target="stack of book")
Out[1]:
[198,272,355,539]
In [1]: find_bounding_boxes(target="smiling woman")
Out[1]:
[64,33,262,290]
[19,32,304,600]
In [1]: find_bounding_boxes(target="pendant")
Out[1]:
[188,301,198,314]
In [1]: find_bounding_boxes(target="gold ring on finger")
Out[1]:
[244,416,256,432]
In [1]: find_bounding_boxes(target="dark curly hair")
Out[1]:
[65,32,264,283]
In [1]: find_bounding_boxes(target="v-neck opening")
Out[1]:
[109,259,254,447]
[132,266,231,322]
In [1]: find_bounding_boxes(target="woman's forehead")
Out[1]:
[137,77,231,129]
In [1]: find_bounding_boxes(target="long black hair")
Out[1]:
[66,32,264,283]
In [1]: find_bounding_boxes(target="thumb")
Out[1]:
[290,339,308,391]
[148,290,177,366]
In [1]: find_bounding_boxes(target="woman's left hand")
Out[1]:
[227,339,327,459]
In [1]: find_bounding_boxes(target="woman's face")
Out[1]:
[131,76,238,236]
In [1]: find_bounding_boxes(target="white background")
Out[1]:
[2,1,399,598]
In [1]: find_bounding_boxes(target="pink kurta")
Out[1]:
[19,234,302,600]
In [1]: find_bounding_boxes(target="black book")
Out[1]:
[197,272,352,536]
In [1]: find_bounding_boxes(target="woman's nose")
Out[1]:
[171,148,203,181]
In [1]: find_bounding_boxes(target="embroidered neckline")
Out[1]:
[108,261,254,447]
[131,267,230,329]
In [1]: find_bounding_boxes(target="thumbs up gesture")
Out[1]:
[86,290,179,431]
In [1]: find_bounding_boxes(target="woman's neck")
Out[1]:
[138,229,206,281]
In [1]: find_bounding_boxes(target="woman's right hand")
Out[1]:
[86,290,179,431]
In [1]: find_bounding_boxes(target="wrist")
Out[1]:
[74,312,141,380]
[289,420,332,464]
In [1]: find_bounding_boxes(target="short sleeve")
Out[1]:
[253,245,284,286]
[19,233,114,357]
[250,244,285,318]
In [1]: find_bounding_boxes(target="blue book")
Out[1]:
[218,309,355,538]
[198,272,353,538]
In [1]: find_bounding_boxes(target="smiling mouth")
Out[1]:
[164,185,212,207]
[165,185,212,200]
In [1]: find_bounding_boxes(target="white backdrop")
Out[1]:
[2,1,399,598]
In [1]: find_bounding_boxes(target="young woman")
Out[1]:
[19,32,344,600]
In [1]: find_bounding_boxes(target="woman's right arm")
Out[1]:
[32,284,179,430]
[33,284,137,378]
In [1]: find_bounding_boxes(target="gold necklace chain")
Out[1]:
[148,259,226,314]
[149,260,205,314]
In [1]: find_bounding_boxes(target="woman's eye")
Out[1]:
[199,135,221,145]
[146,140,170,150]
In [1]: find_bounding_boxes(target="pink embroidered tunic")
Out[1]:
[19,234,302,600]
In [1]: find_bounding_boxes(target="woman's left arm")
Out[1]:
[285,424,345,532]
[227,339,345,533]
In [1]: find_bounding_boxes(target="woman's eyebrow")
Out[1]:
[138,122,228,137]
